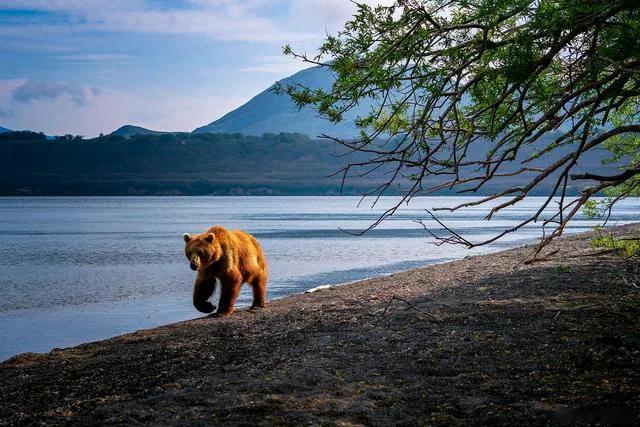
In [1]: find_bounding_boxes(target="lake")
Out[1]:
[1,196,639,360]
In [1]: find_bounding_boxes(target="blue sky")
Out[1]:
[0,0,385,136]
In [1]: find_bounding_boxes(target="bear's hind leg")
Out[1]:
[250,275,267,310]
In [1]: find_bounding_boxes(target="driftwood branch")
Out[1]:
[375,296,441,325]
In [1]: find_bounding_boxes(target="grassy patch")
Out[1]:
[555,265,572,273]
[590,229,640,257]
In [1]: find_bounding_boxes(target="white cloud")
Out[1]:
[0,1,144,12]
[51,53,135,62]
[238,55,309,74]
[0,0,315,43]
[0,79,248,136]
[0,0,392,47]
[0,1,395,44]
[11,80,96,106]
[84,9,313,43]
[288,0,394,33]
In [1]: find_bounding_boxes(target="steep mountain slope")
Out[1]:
[193,67,371,138]
[111,125,169,139]
[0,127,11,133]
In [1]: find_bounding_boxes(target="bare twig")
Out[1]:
[375,295,441,324]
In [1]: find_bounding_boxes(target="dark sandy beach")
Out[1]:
[1,225,639,426]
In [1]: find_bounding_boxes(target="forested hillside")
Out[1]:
[0,132,372,195]
[0,131,616,196]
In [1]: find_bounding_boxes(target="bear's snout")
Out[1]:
[190,260,198,271]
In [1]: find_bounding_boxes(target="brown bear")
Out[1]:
[183,226,267,316]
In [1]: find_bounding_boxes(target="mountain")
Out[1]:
[110,125,169,139]
[193,67,371,138]
[0,126,11,133]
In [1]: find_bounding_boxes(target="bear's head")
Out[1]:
[183,232,218,271]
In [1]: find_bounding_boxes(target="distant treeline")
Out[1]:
[0,130,613,196]
[0,132,377,196]
[0,131,48,141]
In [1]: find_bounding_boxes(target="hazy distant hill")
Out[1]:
[111,125,169,139]
[193,67,371,138]
[0,126,11,133]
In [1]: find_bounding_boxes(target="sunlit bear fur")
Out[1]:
[183,226,267,316]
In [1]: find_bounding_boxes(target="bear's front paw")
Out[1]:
[194,301,216,314]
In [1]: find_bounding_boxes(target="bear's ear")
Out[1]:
[204,233,215,243]
[183,233,192,243]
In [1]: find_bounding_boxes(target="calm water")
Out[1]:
[1,196,639,360]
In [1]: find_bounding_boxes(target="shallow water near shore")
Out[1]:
[1,196,639,360]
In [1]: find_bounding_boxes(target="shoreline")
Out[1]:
[0,241,525,362]
[0,254,462,362]
[2,224,639,425]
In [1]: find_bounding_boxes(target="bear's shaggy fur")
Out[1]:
[183,226,267,316]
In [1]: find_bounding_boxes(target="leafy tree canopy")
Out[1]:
[282,0,640,254]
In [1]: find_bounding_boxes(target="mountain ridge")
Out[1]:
[193,67,366,138]
[110,125,170,139]
[105,67,369,139]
